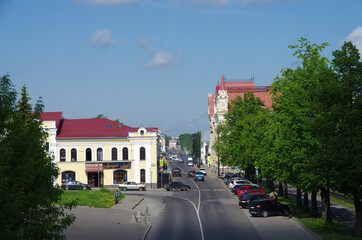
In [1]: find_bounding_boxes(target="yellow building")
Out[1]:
[41,112,162,188]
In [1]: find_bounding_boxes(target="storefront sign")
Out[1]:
[103,162,131,170]
[85,164,103,172]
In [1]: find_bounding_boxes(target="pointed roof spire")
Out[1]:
[221,74,225,90]
[217,79,220,87]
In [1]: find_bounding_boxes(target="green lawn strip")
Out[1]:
[57,188,124,208]
[278,197,360,240]
[330,196,355,210]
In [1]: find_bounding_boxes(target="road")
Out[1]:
[143,162,319,240]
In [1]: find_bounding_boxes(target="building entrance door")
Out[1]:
[88,172,103,188]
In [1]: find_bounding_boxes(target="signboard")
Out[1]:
[103,162,131,170]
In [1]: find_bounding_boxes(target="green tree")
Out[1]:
[94,114,107,119]
[0,77,76,239]
[331,41,362,236]
[179,133,192,152]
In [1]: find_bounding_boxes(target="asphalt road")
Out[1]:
[145,162,319,240]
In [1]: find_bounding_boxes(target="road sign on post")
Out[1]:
[236,166,240,174]
[167,167,171,173]
[255,168,259,175]
[160,159,164,167]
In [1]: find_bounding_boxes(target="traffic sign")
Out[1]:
[236,166,239,169]
[167,168,171,173]
[236,169,240,173]
[255,168,259,176]
[160,159,164,167]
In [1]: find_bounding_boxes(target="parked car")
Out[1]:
[238,191,269,199]
[62,181,91,190]
[188,170,196,177]
[236,185,265,196]
[195,172,205,181]
[164,182,191,191]
[199,168,207,175]
[231,184,255,194]
[239,194,268,208]
[119,181,146,191]
[229,180,252,189]
[172,168,182,177]
[223,174,238,185]
[249,199,291,217]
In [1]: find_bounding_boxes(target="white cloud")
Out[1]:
[73,0,139,5]
[147,51,174,68]
[89,30,116,48]
[343,26,362,52]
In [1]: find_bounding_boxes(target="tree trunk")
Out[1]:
[283,181,288,198]
[320,187,332,223]
[266,178,275,191]
[303,192,309,209]
[311,191,319,217]
[296,188,302,207]
[354,197,362,237]
[278,182,284,197]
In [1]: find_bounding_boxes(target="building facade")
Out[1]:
[41,112,163,188]
[208,75,272,172]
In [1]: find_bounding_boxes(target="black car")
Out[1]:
[172,168,182,177]
[61,181,91,190]
[188,170,196,177]
[164,182,191,191]
[239,194,267,208]
[249,199,291,217]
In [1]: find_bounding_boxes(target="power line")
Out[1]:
[166,113,208,133]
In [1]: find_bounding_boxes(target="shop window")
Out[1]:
[140,147,145,160]
[122,147,128,160]
[113,170,127,184]
[60,149,66,162]
[71,148,77,162]
[140,169,145,183]
[111,147,117,161]
[62,171,75,183]
[86,148,92,161]
[97,148,103,161]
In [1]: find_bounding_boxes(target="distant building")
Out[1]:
[41,112,164,188]
[208,75,272,171]
[168,137,179,150]
[200,130,210,165]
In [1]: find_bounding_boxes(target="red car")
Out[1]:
[236,185,265,196]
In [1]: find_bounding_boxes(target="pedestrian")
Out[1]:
[114,189,119,204]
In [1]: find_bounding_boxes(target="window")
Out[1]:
[140,147,145,160]
[113,170,127,184]
[71,148,77,162]
[140,130,144,135]
[86,148,92,161]
[111,147,117,161]
[60,149,66,162]
[140,169,145,183]
[62,171,75,183]
[45,142,49,153]
[122,147,128,160]
[97,148,103,161]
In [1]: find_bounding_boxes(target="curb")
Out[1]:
[142,224,152,240]
[132,197,144,210]
[291,216,322,240]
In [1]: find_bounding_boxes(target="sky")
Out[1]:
[0,0,361,137]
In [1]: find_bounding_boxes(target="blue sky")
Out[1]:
[1,0,361,136]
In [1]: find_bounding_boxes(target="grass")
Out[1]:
[330,196,355,210]
[57,188,124,208]
[278,197,361,240]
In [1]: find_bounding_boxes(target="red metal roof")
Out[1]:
[40,112,63,128]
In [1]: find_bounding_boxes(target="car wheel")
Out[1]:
[82,186,87,190]
[122,187,127,191]
[166,189,170,191]
[65,186,69,190]
[139,187,144,191]
[262,211,268,218]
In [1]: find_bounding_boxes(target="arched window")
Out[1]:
[97,148,103,161]
[111,147,117,161]
[114,170,127,184]
[140,147,145,160]
[71,148,77,162]
[140,169,145,183]
[86,148,92,161]
[60,149,66,162]
[61,171,75,183]
[122,147,128,160]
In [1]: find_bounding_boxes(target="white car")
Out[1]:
[229,180,252,189]
[199,168,207,175]
[119,181,146,191]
